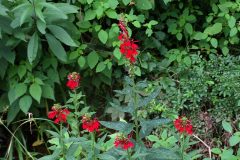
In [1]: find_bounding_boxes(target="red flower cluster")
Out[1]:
[66,72,80,90]
[118,20,139,63]
[48,104,70,124]
[114,134,134,150]
[174,116,193,135]
[82,116,100,132]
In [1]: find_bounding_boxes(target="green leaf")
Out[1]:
[78,56,86,68]
[19,95,32,114]
[0,58,8,79]
[0,43,15,64]
[210,38,218,48]
[87,51,99,69]
[147,135,159,142]
[107,0,119,9]
[185,23,193,35]
[140,119,171,138]
[47,25,77,47]
[222,47,229,55]
[113,48,121,60]
[84,9,96,21]
[134,66,141,76]
[146,148,179,160]
[42,85,55,100]
[46,33,67,62]
[222,120,232,133]
[228,16,236,28]
[29,83,42,103]
[105,9,118,19]
[14,83,27,100]
[229,135,240,146]
[183,56,192,66]
[136,0,152,10]
[211,148,221,154]
[98,30,108,44]
[193,32,208,40]
[35,4,45,23]
[230,27,238,37]
[37,20,46,34]
[204,23,222,35]
[100,121,134,134]
[7,102,20,125]
[27,32,39,63]
[138,87,161,108]
[96,62,106,73]
[122,0,131,5]
[17,65,26,80]
[19,5,33,26]
[132,21,141,28]
[39,2,67,19]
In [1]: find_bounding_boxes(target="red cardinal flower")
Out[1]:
[66,72,80,90]
[82,115,100,132]
[114,134,134,150]
[118,20,139,63]
[174,116,193,135]
[48,104,70,124]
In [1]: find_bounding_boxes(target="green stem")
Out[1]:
[127,149,131,160]
[91,132,96,160]
[60,123,66,159]
[181,135,185,160]
[133,81,140,143]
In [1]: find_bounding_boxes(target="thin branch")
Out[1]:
[193,134,212,159]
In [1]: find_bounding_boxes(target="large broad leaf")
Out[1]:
[46,33,67,62]
[19,4,33,26]
[27,32,39,63]
[0,4,9,16]
[7,101,20,125]
[146,148,180,160]
[54,3,79,14]
[87,51,99,69]
[98,30,108,44]
[47,25,77,47]
[39,2,67,19]
[204,23,222,35]
[100,121,133,134]
[0,41,15,64]
[140,119,171,138]
[136,0,153,10]
[8,83,27,104]
[29,83,42,103]
[38,149,61,160]
[19,95,32,114]
[42,85,55,100]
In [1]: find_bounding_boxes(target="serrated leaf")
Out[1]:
[46,33,67,62]
[14,83,27,100]
[98,30,108,44]
[87,51,99,69]
[27,32,39,63]
[100,121,133,134]
[42,85,55,100]
[19,95,32,114]
[18,65,27,79]
[47,25,77,47]
[29,83,42,103]
[96,62,106,73]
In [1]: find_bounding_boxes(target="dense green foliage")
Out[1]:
[1,0,240,159]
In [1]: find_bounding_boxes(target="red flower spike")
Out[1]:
[82,116,100,132]
[47,105,70,124]
[114,134,134,150]
[66,72,80,90]
[117,20,139,63]
[174,116,193,135]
